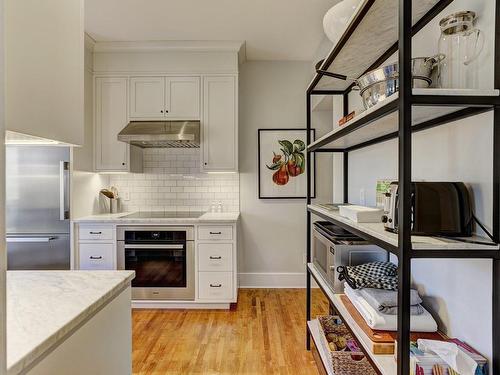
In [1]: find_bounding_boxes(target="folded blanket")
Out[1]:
[359,287,424,315]
[337,262,398,290]
[344,284,438,332]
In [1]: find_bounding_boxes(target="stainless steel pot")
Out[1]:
[315,55,444,109]
[357,55,443,109]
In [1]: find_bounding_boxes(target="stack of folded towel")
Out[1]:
[340,262,438,332]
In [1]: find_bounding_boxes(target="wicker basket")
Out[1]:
[331,351,377,375]
[318,316,378,375]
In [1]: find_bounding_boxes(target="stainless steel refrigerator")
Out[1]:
[6,145,71,270]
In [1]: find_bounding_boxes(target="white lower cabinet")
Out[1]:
[198,272,233,301]
[76,224,116,270]
[198,226,233,241]
[79,243,114,270]
[198,243,233,272]
[197,224,237,303]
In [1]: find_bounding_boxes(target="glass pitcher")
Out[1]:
[438,11,484,89]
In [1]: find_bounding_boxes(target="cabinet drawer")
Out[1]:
[79,225,114,241]
[79,243,114,270]
[198,226,232,241]
[198,272,233,300]
[198,243,233,272]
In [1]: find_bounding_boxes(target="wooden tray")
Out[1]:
[340,295,446,354]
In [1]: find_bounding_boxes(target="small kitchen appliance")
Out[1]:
[382,182,473,236]
[312,221,388,292]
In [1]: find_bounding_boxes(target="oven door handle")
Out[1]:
[123,244,185,249]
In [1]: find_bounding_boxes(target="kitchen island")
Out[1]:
[7,270,135,375]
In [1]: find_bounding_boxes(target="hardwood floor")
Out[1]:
[132,289,328,375]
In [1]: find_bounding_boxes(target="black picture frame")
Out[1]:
[258,128,316,199]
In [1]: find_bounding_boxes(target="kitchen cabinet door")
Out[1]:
[165,76,201,120]
[201,76,238,172]
[95,77,129,171]
[129,77,165,119]
[78,243,115,270]
[6,0,84,146]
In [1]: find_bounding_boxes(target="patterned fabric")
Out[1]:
[337,262,398,291]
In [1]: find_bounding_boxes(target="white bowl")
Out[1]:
[323,0,362,45]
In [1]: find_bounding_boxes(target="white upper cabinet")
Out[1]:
[166,76,201,120]
[129,77,165,118]
[129,76,200,120]
[5,0,84,145]
[95,77,134,172]
[202,76,238,172]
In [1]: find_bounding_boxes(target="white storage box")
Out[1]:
[339,205,383,223]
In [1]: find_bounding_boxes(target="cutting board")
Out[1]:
[340,295,446,354]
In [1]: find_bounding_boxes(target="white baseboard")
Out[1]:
[238,272,306,288]
[132,301,230,309]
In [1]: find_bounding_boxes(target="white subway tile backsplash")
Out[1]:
[109,149,239,213]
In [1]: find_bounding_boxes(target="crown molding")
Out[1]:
[92,40,244,54]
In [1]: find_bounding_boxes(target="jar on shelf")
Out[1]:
[437,11,484,89]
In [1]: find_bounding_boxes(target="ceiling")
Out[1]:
[85,0,338,61]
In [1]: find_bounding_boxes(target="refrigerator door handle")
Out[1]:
[59,161,70,221]
[7,237,56,243]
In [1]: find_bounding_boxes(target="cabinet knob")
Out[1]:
[122,163,126,166]
[160,110,163,113]
[166,110,169,113]
[204,162,207,165]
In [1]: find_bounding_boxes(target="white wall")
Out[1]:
[334,0,496,361]
[238,61,332,288]
[71,42,109,219]
[0,0,6,372]
[5,0,84,146]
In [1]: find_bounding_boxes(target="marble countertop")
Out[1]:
[73,211,240,224]
[7,270,135,374]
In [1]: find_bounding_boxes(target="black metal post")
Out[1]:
[492,2,500,371]
[343,92,349,117]
[494,257,500,375]
[306,92,312,350]
[343,152,349,204]
[397,0,412,374]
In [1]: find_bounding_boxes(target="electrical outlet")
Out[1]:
[122,190,130,201]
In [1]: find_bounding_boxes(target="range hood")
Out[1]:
[117,121,200,148]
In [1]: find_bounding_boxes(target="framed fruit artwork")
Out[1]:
[258,128,315,199]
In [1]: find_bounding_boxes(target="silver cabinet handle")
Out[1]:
[59,161,70,221]
[89,231,102,235]
[6,237,55,243]
[89,256,103,260]
[210,284,222,288]
[209,256,222,260]
[209,232,222,235]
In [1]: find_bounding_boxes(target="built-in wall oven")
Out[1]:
[312,221,389,293]
[117,226,195,300]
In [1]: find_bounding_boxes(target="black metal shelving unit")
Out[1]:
[305,1,500,374]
